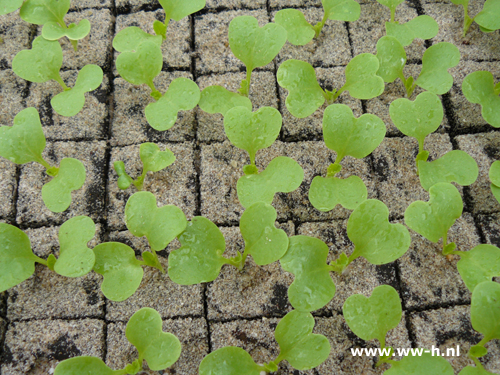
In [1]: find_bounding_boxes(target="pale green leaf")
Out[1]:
[54,357,117,375]
[376,36,406,83]
[375,0,404,14]
[115,41,163,88]
[309,175,367,212]
[42,19,91,41]
[457,244,500,292]
[158,0,206,21]
[20,0,69,25]
[475,0,500,32]
[199,347,262,375]
[492,184,500,204]
[385,16,439,46]
[490,161,500,195]
[343,53,385,99]
[471,281,500,348]
[198,85,252,116]
[459,365,497,375]
[0,0,24,15]
[112,26,162,52]
[275,9,315,46]
[140,143,175,173]
[384,353,454,375]
[323,0,361,21]
[462,71,500,128]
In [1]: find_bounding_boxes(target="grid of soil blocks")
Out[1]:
[0,0,500,373]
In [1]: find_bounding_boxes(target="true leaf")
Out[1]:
[384,353,454,375]
[280,235,336,312]
[475,0,500,32]
[348,199,411,264]
[126,308,182,371]
[342,53,385,99]
[309,175,367,211]
[159,0,206,22]
[376,36,406,83]
[0,0,24,15]
[41,157,86,213]
[113,26,163,52]
[275,9,315,46]
[125,191,187,251]
[145,77,201,131]
[323,0,361,22]
[343,285,402,347]
[490,161,500,203]
[462,71,500,128]
[114,161,133,190]
[457,244,500,292]
[385,15,439,47]
[375,0,404,15]
[20,0,69,25]
[199,347,262,375]
[140,143,175,173]
[198,85,252,116]
[42,19,91,41]
[54,357,117,375]
[471,281,500,348]
[237,156,304,208]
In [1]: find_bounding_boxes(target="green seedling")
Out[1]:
[54,308,181,374]
[404,182,463,255]
[0,216,96,292]
[451,0,500,36]
[462,71,500,128]
[0,0,23,15]
[384,352,454,374]
[376,0,404,23]
[489,161,500,204]
[454,244,500,292]
[114,143,176,191]
[229,16,287,96]
[275,0,360,45]
[168,203,288,284]
[0,107,86,212]
[198,85,252,116]
[12,37,103,117]
[277,56,384,118]
[309,104,385,212]
[343,285,402,366]
[199,310,330,374]
[154,0,206,40]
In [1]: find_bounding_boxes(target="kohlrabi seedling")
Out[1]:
[154,0,206,40]
[454,244,500,292]
[199,310,330,374]
[275,0,360,46]
[277,55,384,118]
[489,161,500,204]
[0,216,96,293]
[12,37,103,117]
[54,308,182,375]
[0,107,86,212]
[451,0,500,36]
[114,143,176,191]
[462,71,500,128]
[198,85,252,116]
[384,352,454,374]
[309,104,385,212]
[229,16,287,96]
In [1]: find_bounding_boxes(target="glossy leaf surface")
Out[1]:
[54,357,116,375]
[198,85,252,116]
[385,15,439,46]
[475,0,500,31]
[275,9,315,46]
[20,0,69,25]
[343,53,385,99]
[462,71,500,128]
[158,0,206,21]
[199,347,262,375]
[140,143,175,173]
[376,36,406,83]
[471,281,500,346]
[457,244,500,292]
[384,353,454,375]
[0,0,23,15]
[309,175,367,212]
[323,0,361,21]
[42,19,91,41]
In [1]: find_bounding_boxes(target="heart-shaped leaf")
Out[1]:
[490,161,500,203]
[159,0,206,21]
[125,192,187,251]
[375,0,404,14]
[348,199,411,265]
[376,36,406,83]
[12,36,63,84]
[457,244,500,292]
[385,15,439,46]
[343,285,402,347]
[471,281,500,350]
[41,157,86,213]
[475,0,500,32]
[240,202,288,265]
[309,175,367,211]
[168,217,227,285]
[459,366,497,375]
[275,9,315,46]
[280,235,336,312]
[0,0,23,15]
[198,85,252,116]
[93,242,144,302]
[237,156,304,208]
[415,42,460,95]
[323,0,361,21]
[54,357,117,375]
[323,104,386,160]
[404,182,463,243]
[199,347,263,375]
[342,53,385,99]
[140,143,175,173]
[462,71,500,128]
[145,77,200,131]
[229,16,287,72]
[0,107,46,165]
[384,353,454,375]
[418,150,479,191]
[42,19,91,41]
[389,92,443,147]
[113,26,163,52]
[20,0,69,25]
[51,64,103,117]
[277,59,326,118]
[126,308,182,371]
[224,106,282,164]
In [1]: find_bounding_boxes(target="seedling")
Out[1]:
[384,352,454,374]
[309,104,386,212]
[54,308,181,374]
[489,161,500,203]
[0,107,86,212]
[274,0,360,46]
[277,56,384,118]
[462,71,500,128]
[154,0,206,40]
[199,310,330,374]
[114,143,176,191]
[451,0,500,37]
[12,37,103,117]
[0,216,96,293]
[454,244,500,292]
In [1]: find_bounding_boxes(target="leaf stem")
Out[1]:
[133,169,148,191]
[313,12,329,38]
[33,255,48,266]
[390,8,396,23]
[462,4,474,37]
[331,86,345,102]
[69,39,78,52]
[54,73,70,91]
[238,69,253,97]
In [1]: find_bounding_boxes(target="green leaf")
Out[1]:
[125,191,187,251]
[0,107,46,165]
[475,0,500,32]
[168,217,227,285]
[158,0,206,21]
[389,92,443,147]
[145,77,200,131]
[462,71,500,128]
[322,0,361,22]
[309,175,367,212]
[471,281,500,348]
[198,85,252,116]
[20,0,69,25]
[418,150,479,191]
[280,236,336,312]
[415,42,460,95]
[140,143,175,173]
[404,183,463,243]
[41,157,86,213]
[237,156,304,208]
[42,19,91,41]
[240,202,288,265]
[229,16,287,72]
[375,36,406,83]
[375,0,404,15]
[53,216,95,278]
[275,9,315,46]
[126,308,182,371]
[113,26,163,52]
[490,161,500,203]
[93,242,144,302]
[343,285,402,347]
[450,0,469,5]
[343,53,385,99]
[114,161,133,190]
[348,199,411,264]
[384,353,454,375]
[12,36,63,83]
[277,59,325,118]
[0,0,24,15]
[0,223,39,293]
[54,357,117,375]
[115,41,163,88]
[385,16,439,47]
[491,184,500,204]
[199,347,262,375]
[457,244,500,292]
[459,365,497,375]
